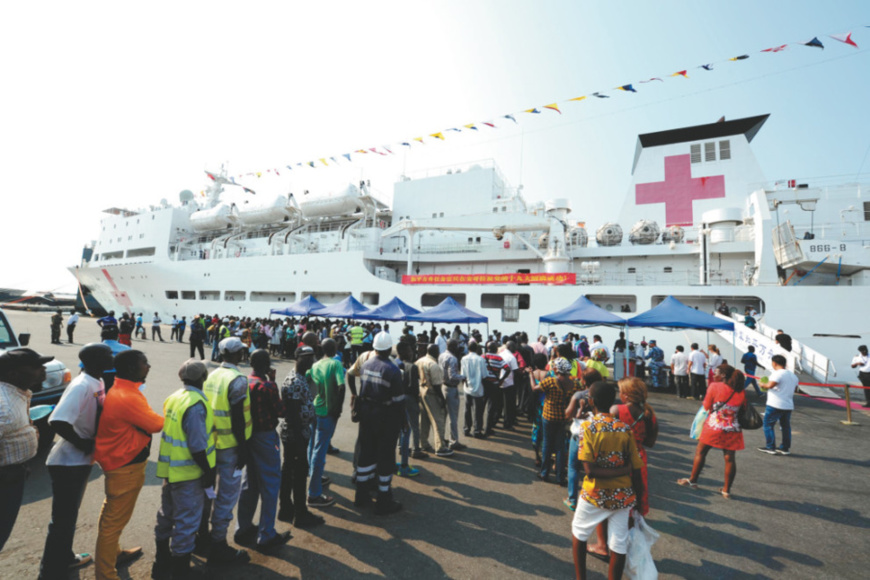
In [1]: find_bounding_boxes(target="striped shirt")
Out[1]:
[0,381,38,466]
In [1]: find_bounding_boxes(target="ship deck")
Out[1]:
[2,310,868,579]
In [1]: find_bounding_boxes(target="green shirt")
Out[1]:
[307,358,345,417]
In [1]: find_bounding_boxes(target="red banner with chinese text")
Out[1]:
[401,273,576,285]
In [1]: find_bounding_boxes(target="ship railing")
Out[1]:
[587,269,750,287]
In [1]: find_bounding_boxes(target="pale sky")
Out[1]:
[2,1,868,293]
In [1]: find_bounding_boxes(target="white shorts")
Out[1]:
[571,500,632,555]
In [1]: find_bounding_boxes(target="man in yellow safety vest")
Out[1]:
[153,359,217,579]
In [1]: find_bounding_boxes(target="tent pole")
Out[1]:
[624,325,630,379]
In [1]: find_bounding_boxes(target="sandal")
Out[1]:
[676,478,698,488]
[587,549,609,562]
[719,488,731,499]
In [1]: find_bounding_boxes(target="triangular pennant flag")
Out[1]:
[256,172,262,178]
[284,166,292,172]
[671,70,688,78]
[401,142,412,147]
[729,55,749,61]
[382,146,393,154]
[500,115,515,124]
[429,132,445,140]
[330,156,338,164]
[802,37,824,49]
[296,162,303,167]
[355,149,368,154]
[543,103,561,114]
[700,64,714,71]
[230,177,238,184]
[342,153,351,161]
[274,168,280,176]
[830,32,858,48]
[481,121,496,128]
[761,44,787,53]
[320,158,328,166]
[639,77,663,83]
[592,92,609,98]
[413,137,425,144]
[205,171,216,181]
[243,187,256,195]
[447,128,462,133]
[569,96,587,102]
[308,162,315,168]
[368,147,385,156]
[464,124,478,131]
[617,84,637,93]
[524,108,541,114]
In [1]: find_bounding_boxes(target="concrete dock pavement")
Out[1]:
[1,310,868,578]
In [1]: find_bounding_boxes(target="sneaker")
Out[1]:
[396,465,420,477]
[421,445,436,453]
[776,449,791,456]
[321,475,331,486]
[256,531,291,551]
[69,553,93,569]
[277,508,294,524]
[757,447,777,455]
[294,512,325,528]
[327,445,340,455]
[463,430,471,437]
[411,449,429,459]
[233,527,257,546]
[207,540,250,565]
[308,494,336,508]
[449,442,467,451]
[563,498,577,512]
[435,447,455,457]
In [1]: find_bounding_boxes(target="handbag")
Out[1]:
[738,401,763,430]
[626,512,660,580]
[689,407,708,440]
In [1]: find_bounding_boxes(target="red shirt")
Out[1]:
[248,375,284,432]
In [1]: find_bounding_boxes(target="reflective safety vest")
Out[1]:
[156,388,216,483]
[203,366,252,449]
[350,326,365,346]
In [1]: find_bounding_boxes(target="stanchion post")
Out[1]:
[841,384,860,426]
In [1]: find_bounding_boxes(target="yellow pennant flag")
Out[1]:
[569,96,586,102]
[256,172,262,178]
[543,103,561,114]
[430,132,445,140]
[320,158,328,166]
[464,123,477,130]
[413,137,425,144]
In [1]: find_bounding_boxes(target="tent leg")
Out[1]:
[624,325,630,379]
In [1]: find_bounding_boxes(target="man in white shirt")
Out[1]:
[497,342,520,430]
[687,343,707,400]
[152,312,164,342]
[461,342,488,438]
[850,345,870,408]
[670,346,690,398]
[39,343,114,577]
[759,354,798,455]
[590,335,611,363]
[67,311,80,344]
[434,330,448,355]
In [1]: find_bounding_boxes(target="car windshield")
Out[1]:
[0,311,16,349]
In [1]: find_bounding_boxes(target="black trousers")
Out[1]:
[279,436,310,519]
[152,326,163,340]
[501,385,517,428]
[464,394,485,435]
[516,375,532,418]
[483,382,500,433]
[66,324,76,343]
[50,327,61,343]
[189,339,204,360]
[356,405,400,496]
[859,371,870,405]
[690,374,707,399]
[675,375,690,398]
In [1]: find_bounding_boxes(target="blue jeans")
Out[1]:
[39,465,93,579]
[763,407,792,451]
[567,434,582,505]
[540,418,567,482]
[307,415,336,498]
[237,431,281,543]
[745,376,761,396]
[209,447,242,542]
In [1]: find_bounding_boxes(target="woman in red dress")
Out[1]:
[678,364,746,498]
[612,377,658,515]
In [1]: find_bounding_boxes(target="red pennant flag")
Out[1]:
[671,70,688,78]
[762,44,787,53]
[830,32,858,48]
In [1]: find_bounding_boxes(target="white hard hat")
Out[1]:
[373,332,393,351]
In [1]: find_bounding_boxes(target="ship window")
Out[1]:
[440,212,444,218]
[139,233,145,239]
[181,291,196,300]
[481,293,530,317]
[361,292,379,306]
[225,291,246,301]
[468,237,473,244]
[476,237,481,243]
[165,291,179,299]
[199,291,220,301]
[663,266,673,273]
[422,293,465,307]
[432,213,437,218]
[690,144,701,164]
[627,267,636,274]
[501,206,507,212]
[251,291,296,302]
[492,207,498,213]
[126,247,155,258]
[92,254,99,261]
[306,292,350,305]
[102,251,123,260]
[863,201,870,221]
[719,140,731,160]
[704,142,716,162]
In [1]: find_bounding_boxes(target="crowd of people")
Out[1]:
[7,309,852,579]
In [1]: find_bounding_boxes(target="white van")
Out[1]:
[0,307,72,404]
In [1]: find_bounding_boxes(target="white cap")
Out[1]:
[219,337,245,354]
[373,332,393,351]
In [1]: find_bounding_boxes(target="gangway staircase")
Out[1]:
[712,313,839,399]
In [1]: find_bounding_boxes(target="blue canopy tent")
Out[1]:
[627,296,736,373]
[405,297,489,337]
[539,295,626,327]
[269,295,327,317]
[356,297,421,321]
[310,295,374,319]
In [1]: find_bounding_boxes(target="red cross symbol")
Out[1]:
[635,154,725,226]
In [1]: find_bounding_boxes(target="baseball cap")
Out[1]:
[178,359,208,382]
[219,337,245,354]
[0,348,54,371]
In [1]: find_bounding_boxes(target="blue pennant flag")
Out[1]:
[503,114,517,124]
[803,37,824,49]
[342,153,351,161]
[701,64,714,71]
[592,92,609,99]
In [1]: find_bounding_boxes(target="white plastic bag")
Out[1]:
[689,406,708,440]
[626,513,659,580]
